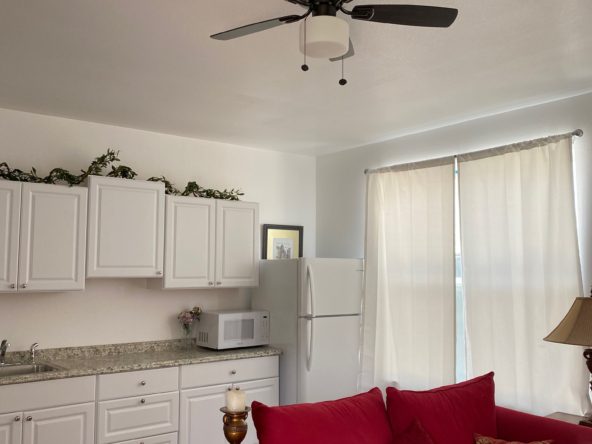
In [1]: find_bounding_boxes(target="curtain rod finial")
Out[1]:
[573,129,584,137]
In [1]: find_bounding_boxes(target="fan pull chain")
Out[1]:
[339,57,347,85]
[301,18,309,72]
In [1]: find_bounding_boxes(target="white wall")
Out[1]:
[0,108,316,351]
[317,92,592,293]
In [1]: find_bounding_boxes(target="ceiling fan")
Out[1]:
[211,1,458,84]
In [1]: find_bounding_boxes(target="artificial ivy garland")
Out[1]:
[0,149,244,201]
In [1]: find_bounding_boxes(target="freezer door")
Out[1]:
[297,315,361,403]
[299,258,363,317]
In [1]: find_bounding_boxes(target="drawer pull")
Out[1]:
[26,416,32,422]
[14,416,20,422]
[230,369,237,375]
[140,398,146,404]
[140,380,147,386]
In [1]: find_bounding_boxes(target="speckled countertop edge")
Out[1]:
[0,340,282,386]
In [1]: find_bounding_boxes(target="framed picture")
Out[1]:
[262,224,303,260]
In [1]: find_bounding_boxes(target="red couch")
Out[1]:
[496,406,592,444]
[251,374,592,444]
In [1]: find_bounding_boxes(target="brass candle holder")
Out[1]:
[220,406,251,444]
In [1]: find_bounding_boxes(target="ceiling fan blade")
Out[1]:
[329,39,355,62]
[211,15,303,40]
[351,5,458,27]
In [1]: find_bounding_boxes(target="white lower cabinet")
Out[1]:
[0,356,278,444]
[179,356,279,444]
[97,392,179,444]
[112,433,177,444]
[0,403,94,444]
[23,402,94,444]
[0,412,21,444]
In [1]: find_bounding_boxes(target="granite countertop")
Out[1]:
[0,339,282,386]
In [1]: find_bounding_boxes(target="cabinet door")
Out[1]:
[164,196,215,289]
[180,377,278,444]
[215,201,259,288]
[87,176,164,278]
[0,412,22,444]
[97,392,178,444]
[0,181,20,293]
[18,184,87,291]
[22,402,94,444]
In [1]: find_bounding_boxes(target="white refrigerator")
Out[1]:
[251,258,364,405]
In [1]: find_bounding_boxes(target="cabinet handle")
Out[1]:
[156,270,162,275]
[140,398,146,404]
[26,416,32,422]
[216,281,222,286]
[21,284,28,289]
[14,416,21,422]
[9,284,15,289]
[208,282,214,286]
[140,380,147,386]
[230,369,237,375]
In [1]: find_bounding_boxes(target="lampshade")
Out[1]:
[544,297,592,346]
[300,16,349,59]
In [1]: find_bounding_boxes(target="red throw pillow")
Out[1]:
[251,388,393,444]
[474,434,553,444]
[386,372,497,444]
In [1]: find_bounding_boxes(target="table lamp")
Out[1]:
[544,290,592,427]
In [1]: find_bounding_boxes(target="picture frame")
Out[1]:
[262,224,303,260]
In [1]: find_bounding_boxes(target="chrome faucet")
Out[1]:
[0,339,9,365]
[30,343,39,363]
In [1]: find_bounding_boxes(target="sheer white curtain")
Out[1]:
[362,158,456,391]
[458,136,589,415]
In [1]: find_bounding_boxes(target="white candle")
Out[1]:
[225,386,246,412]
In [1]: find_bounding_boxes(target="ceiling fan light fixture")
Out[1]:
[300,15,349,59]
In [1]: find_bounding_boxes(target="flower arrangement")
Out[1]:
[178,306,202,335]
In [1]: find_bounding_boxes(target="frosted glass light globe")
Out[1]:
[300,15,349,59]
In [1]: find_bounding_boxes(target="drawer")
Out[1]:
[181,356,278,389]
[98,367,179,400]
[113,432,178,444]
[0,376,95,414]
[97,391,179,444]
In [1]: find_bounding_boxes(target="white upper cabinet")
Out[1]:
[0,181,21,292]
[163,199,259,289]
[164,196,216,289]
[0,181,87,293]
[215,201,259,288]
[87,177,165,278]
[18,184,87,292]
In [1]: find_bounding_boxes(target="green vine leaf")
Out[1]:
[0,149,244,200]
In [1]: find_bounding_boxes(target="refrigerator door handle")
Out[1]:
[305,318,314,372]
[306,264,315,317]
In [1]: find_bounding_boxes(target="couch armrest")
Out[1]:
[496,406,592,444]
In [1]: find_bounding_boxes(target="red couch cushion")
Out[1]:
[251,387,393,444]
[386,372,497,444]
[474,433,553,444]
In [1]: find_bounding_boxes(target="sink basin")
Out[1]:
[0,363,61,377]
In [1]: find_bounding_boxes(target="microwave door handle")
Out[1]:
[306,317,314,372]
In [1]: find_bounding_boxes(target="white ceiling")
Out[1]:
[1,1,591,155]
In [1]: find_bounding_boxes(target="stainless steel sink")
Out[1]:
[0,363,61,377]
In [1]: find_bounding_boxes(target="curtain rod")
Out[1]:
[364,129,583,175]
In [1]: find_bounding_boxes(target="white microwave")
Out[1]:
[196,310,270,350]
